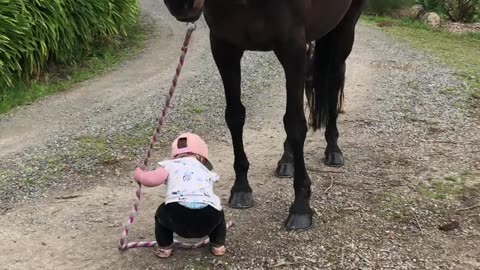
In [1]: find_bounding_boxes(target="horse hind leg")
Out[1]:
[338,90,346,114]
[275,41,315,178]
[306,6,362,167]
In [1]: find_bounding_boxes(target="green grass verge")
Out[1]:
[367,191,447,224]
[361,15,480,112]
[0,19,149,114]
[417,172,480,202]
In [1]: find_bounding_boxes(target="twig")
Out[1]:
[427,140,459,144]
[357,253,372,265]
[55,194,80,200]
[309,168,345,174]
[456,203,480,212]
[340,247,345,268]
[411,210,424,235]
[324,176,334,194]
[268,261,300,268]
[422,140,478,145]
[1,208,11,215]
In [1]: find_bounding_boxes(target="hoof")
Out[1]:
[324,152,344,167]
[275,161,294,178]
[228,191,253,209]
[285,213,313,231]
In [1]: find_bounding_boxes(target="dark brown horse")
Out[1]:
[163,0,366,230]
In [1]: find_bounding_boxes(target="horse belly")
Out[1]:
[306,0,353,41]
[208,16,275,51]
[243,20,276,50]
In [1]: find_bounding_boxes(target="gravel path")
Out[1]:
[0,1,479,269]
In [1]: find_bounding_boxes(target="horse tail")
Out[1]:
[305,1,366,131]
[305,34,345,131]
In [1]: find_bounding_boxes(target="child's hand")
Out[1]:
[133,168,145,184]
[133,167,169,187]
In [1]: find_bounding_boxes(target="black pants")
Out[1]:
[154,202,226,248]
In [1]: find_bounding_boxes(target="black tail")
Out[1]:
[305,0,365,131]
[305,34,346,131]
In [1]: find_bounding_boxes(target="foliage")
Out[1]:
[364,0,416,15]
[0,19,146,114]
[415,0,445,12]
[443,0,479,22]
[415,0,480,21]
[477,2,480,21]
[0,0,139,99]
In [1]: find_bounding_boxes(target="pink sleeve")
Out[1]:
[133,167,169,187]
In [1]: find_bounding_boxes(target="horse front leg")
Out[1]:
[275,35,313,230]
[210,34,253,208]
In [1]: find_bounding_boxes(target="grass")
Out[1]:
[76,125,152,167]
[368,192,418,223]
[77,136,120,165]
[0,169,14,186]
[0,122,154,193]
[191,106,206,114]
[365,174,479,224]
[369,191,450,225]
[361,15,480,111]
[417,172,480,201]
[0,19,149,114]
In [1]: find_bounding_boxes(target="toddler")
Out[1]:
[134,133,226,258]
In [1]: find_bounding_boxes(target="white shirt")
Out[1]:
[158,157,222,211]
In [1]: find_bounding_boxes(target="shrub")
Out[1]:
[443,0,479,22]
[365,0,416,15]
[0,1,31,90]
[415,0,445,12]
[0,0,139,94]
[477,2,480,21]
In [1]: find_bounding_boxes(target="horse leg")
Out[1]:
[323,61,346,167]
[275,140,294,178]
[315,8,361,167]
[274,34,313,230]
[338,90,345,114]
[275,42,315,178]
[210,34,253,208]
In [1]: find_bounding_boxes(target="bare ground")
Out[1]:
[0,1,479,270]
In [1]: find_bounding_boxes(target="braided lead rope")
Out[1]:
[118,23,198,252]
[120,221,234,250]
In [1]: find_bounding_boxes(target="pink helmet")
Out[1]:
[171,132,213,170]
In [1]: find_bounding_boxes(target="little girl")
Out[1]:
[133,132,226,258]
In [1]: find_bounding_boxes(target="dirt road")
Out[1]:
[1,1,479,269]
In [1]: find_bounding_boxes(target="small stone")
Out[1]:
[422,12,442,28]
[438,220,460,231]
[409,4,425,20]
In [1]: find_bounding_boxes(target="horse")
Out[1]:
[163,0,366,231]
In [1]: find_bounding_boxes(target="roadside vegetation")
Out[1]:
[364,0,480,112]
[0,0,146,114]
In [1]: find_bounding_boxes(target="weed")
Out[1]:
[417,173,480,200]
[192,106,206,114]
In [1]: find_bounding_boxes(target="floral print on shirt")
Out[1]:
[158,157,222,211]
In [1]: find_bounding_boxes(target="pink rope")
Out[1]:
[118,23,233,252]
[120,221,234,250]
